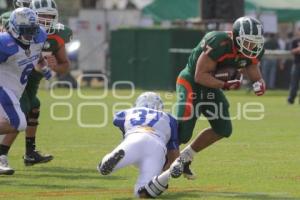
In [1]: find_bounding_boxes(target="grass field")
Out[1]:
[0,88,300,200]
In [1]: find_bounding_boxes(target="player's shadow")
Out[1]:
[161,190,299,200]
[24,166,97,174]
[20,166,126,180]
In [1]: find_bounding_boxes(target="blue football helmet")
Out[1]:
[8,7,40,45]
[135,92,164,111]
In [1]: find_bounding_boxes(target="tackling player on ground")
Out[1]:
[0,7,48,175]
[0,0,72,175]
[97,92,184,198]
[174,17,266,179]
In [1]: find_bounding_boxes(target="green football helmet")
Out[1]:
[30,0,58,35]
[13,0,31,8]
[233,17,265,58]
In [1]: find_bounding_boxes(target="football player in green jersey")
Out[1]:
[172,17,266,179]
[0,0,72,175]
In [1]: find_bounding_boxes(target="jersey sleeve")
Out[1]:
[202,32,232,62]
[55,24,73,44]
[0,33,18,63]
[113,111,126,134]
[166,114,179,150]
[35,27,47,44]
[0,52,9,63]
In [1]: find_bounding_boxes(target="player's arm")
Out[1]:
[291,40,300,54]
[245,64,266,96]
[47,44,70,74]
[194,52,224,88]
[113,111,126,134]
[245,64,263,82]
[164,115,180,170]
[291,47,300,54]
[36,54,52,80]
[164,150,179,170]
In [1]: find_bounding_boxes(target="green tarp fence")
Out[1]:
[142,0,200,22]
[143,0,300,22]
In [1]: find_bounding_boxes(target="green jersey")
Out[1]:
[186,31,264,75]
[42,23,73,54]
[30,23,73,82]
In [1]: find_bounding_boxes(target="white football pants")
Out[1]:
[0,87,27,133]
[101,132,166,195]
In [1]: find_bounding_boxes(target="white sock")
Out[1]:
[156,170,171,187]
[180,145,196,162]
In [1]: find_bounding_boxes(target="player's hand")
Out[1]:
[45,55,58,70]
[41,66,52,80]
[222,80,241,90]
[252,79,265,96]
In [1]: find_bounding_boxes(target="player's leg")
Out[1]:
[135,139,167,198]
[98,134,146,175]
[0,120,18,134]
[0,87,27,175]
[175,69,199,179]
[287,64,300,104]
[21,95,53,166]
[180,88,232,174]
[135,140,185,199]
[175,69,198,144]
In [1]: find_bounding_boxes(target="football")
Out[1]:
[213,66,239,81]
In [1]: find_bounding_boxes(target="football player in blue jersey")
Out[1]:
[97,92,184,198]
[0,7,50,175]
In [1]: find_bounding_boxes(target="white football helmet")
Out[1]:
[8,7,39,45]
[30,0,58,34]
[135,92,164,111]
[13,0,31,8]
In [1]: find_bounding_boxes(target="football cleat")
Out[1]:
[98,149,125,175]
[169,157,184,178]
[23,150,54,166]
[0,155,15,175]
[183,161,197,180]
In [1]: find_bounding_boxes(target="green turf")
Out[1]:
[0,89,299,200]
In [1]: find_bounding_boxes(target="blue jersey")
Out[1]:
[0,28,47,99]
[113,107,179,150]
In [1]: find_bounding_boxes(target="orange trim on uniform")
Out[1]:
[217,36,238,62]
[48,34,65,47]
[252,58,259,65]
[219,31,260,65]
[217,53,236,62]
[176,77,193,119]
[238,54,259,65]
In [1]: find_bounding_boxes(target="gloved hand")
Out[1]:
[222,79,241,90]
[41,66,52,80]
[252,79,266,96]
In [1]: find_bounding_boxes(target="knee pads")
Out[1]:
[27,108,40,126]
[138,176,168,198]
